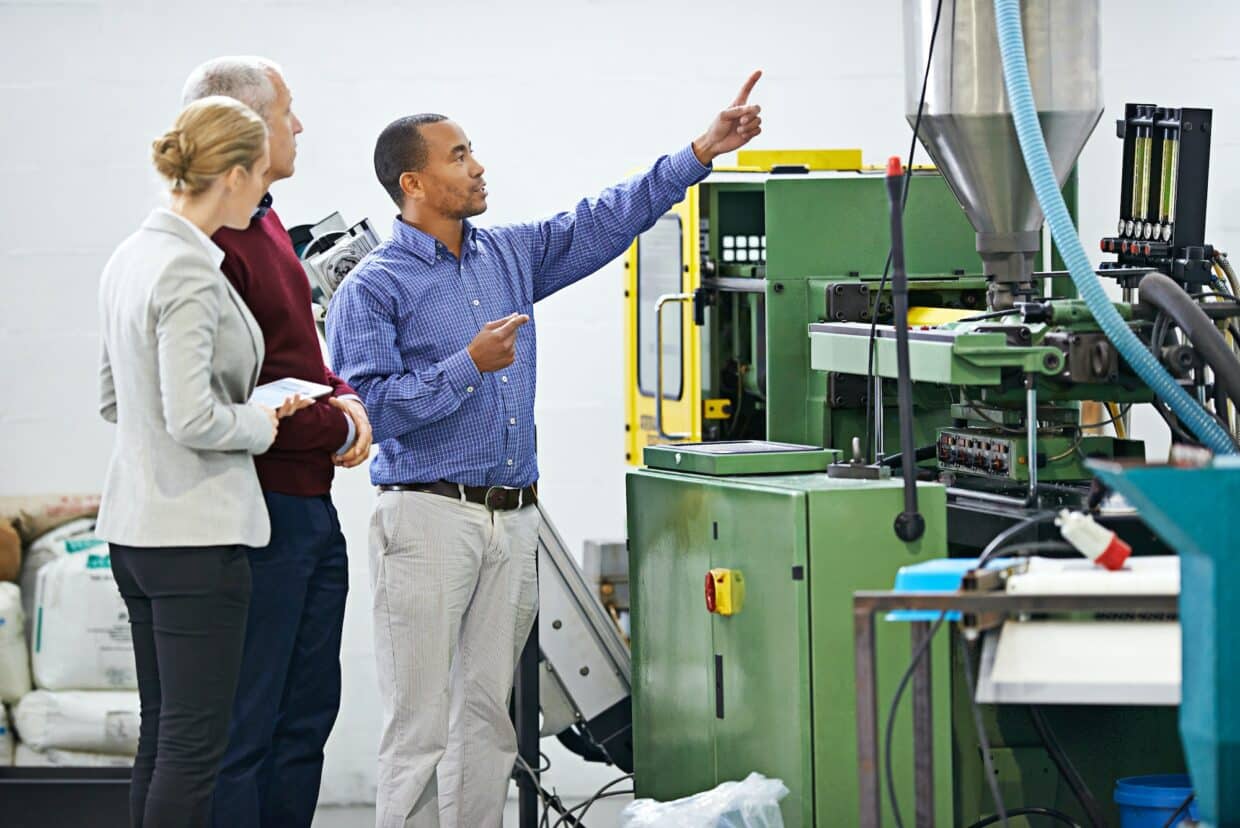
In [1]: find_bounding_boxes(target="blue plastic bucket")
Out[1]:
[1114,775,1198,828]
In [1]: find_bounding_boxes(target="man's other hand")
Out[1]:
[693,70,763,166]
[467,313,530,373]
[331,397,373,468]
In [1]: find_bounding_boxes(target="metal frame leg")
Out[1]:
[514,614,540,828]
[911,621,935,828]
[855,604,881,828]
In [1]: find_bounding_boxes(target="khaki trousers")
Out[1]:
[370,490,540,828]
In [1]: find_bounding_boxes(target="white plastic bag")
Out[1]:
[0,705,14,765]
[619,773,789,828]
[14,742,133,767]
[0,583,32,703]
[12,690,139,755]
[19,518,101,642]
[32,549,135,690]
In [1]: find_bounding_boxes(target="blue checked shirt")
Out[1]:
[326,145,709,487]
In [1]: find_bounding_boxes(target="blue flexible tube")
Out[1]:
[992,0,1237,454]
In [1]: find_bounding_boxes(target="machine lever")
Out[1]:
[886,157,926,542]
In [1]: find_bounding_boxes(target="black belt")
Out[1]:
[378,480,538,511]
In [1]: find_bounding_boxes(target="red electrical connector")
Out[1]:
[1055,510,1132,571]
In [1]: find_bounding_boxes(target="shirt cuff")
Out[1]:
[443,347,484,397]
[669,144,712,187]
[335,408,358,456]
[336,393,362,404]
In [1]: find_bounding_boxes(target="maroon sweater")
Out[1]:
[214,206,355,496]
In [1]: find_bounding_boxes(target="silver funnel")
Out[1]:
[903,0,1103,308]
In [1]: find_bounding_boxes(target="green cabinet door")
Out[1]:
[628,471,719,801]
[628,470,816,825]
[706,482,814,827]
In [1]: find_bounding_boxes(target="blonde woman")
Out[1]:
[96,96,311,827]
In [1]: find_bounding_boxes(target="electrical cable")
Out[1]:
[863,0,945,463]
[959,395,1028,434]
[963,394,1131,435]
[965,807,1083,828]
[883,611,948,828]
[1105,402,1128,439]
[977,512,1057,568]
[514,754,579,828]
[1216,253,1240,300]
[958,309,1022,323]
[1161,792,1195,828]
[1079,403,1133,433]
[1151,397,1204,447]
[1048,431,1084,463]
[566,790,636,827]
[1195,278,1238,302]
[1028,707,1109,828]
[960,635,1009,827]
[535,752,552,774]
[992,540,1074,556]
[556,725,612,766]
[549,774,635,828]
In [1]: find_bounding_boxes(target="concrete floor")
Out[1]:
[311,795,635,827]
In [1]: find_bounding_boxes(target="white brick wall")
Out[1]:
[1,0,1237,807]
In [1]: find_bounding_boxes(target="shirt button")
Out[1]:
[501,376,509,383]
[472,300,480,307]
[507,459,514,466]
[466,386,474,393]
[509,417,516,425]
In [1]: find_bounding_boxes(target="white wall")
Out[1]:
[1,0,1236,805]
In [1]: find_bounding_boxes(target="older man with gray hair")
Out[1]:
[181,56,372,828]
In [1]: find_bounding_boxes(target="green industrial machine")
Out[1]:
[628,444,953,825]
[622,0,1240,824]
[624,156,999,460]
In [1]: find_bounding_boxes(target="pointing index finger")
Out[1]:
[484,313,518,330]
[500,313,530,333]
[731,69,763,107]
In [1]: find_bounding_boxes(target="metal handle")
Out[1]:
[1025,373,1039,506]
[655,292,692,440]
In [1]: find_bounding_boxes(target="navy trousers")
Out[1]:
[211,492,349,828]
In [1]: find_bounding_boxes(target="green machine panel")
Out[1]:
[760,173,980,451]
[627,464,954,826]
[643,441,839,476]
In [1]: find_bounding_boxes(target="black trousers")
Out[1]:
[110,543,252,828]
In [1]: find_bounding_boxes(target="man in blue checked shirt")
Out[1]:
[326,70,763,828]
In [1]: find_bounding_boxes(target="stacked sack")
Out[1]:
[0,494,138,767]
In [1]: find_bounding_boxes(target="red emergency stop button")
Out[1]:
[704,569,745,615]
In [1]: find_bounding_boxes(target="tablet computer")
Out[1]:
[249,377,334,408]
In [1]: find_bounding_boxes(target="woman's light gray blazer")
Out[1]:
[96,208,275,548]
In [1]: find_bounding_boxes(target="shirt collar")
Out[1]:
[252,192,274,220]
[390,216,479,264]
[156,208,226,268]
